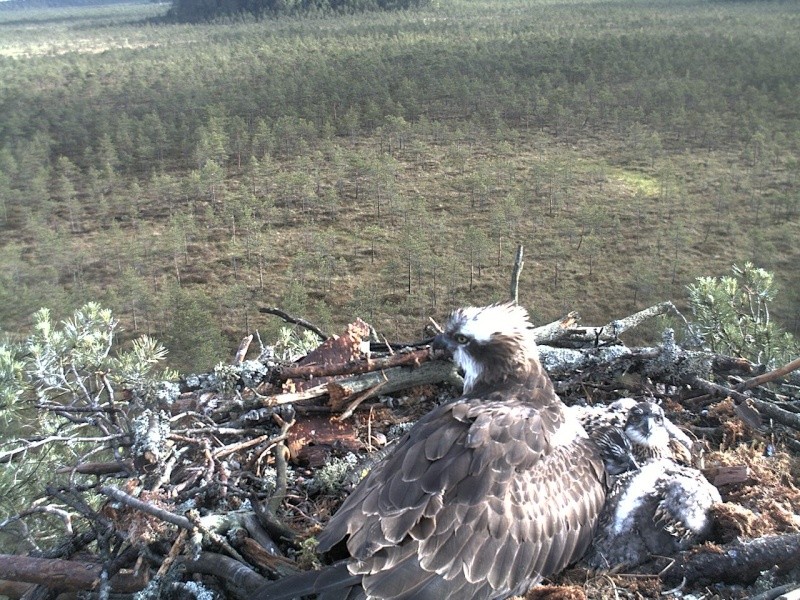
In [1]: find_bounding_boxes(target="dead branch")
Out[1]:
[278,348,431,381]
[749,397,800,430]
[262,360,459,407]
[510,243,524,304]
[0,435,125,464]
[98,486,193,531]
[663,534,800,587]
[233,335,254,365]
[738,356,800,391]
[531,312,581,345]
[0,554,145,593]
[179,552,265,599]
[56,461,133,476]
[213,433,278,460]
[258,307,329,340]
[336,380,390,421]
[532,302,686,347]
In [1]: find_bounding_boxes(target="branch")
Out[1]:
[180,552,265,600]
[0,554,145,593]
[510,243,524,304]
[0,435,125,464]
[98,486,194,531]
[258,307,329,340]
[233,335,254,365]
[278,348,431,381]
[531,312,581,345]
[737,356,800,390]
[261,360,459,407]
[532,302,686,347]
[663,533,800,586]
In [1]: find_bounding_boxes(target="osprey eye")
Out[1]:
[454,333,470,345]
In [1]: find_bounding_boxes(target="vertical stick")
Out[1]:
[510,244,524,304]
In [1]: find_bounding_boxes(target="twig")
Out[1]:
[336,380,389,421]
[0,434,125,464]
[267,415,294,514]
[213,434,274,460]
[157,528,188,578]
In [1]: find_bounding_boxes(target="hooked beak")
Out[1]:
[431,333,455,357]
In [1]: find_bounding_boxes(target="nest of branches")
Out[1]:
[2,302,800,600]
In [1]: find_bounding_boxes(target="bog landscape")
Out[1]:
[1,0,798,371]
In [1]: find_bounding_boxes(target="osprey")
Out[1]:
[576,401,717,569]
[576,399,693,467]
[254,303,607,600]
[581,458,721,569]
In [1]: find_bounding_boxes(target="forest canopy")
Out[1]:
[167,0,428,22]
[0,0,798,373]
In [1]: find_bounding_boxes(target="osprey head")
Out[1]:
[593,425,639,476]
[432,302,537,393]
[624,402,670,449]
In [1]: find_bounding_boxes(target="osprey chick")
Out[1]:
[581,458,721,569]
[576,398,693,467]
[254,303,607,600]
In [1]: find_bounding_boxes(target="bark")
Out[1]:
[0,555,145,593]
[663,534,800,587]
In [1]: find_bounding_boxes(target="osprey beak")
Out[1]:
[432,333,455,356]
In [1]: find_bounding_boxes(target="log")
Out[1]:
[180,552,265,599]
[663,533,800,586]
[278,348,431,381]
[262,359,460,407]
[0,555,144,593]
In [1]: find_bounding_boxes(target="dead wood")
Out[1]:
[98,485,194,531]
[179,552,265,599]
[5,303,800,600]
[510,243,524,304]
[233,334,254,365]
[277,347,431,381]
[662,533,800,587]
[0,554,145,593]
[258,306,329,340]
[533,302,687,348]
[261,359,459,406]
[739,356,800,391]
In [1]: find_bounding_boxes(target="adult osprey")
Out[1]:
[254,303,607,600]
